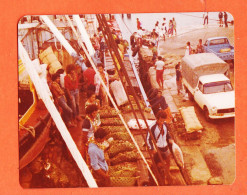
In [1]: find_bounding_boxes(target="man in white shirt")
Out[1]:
[155,56,166,89]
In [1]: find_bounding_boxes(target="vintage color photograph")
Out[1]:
[18,12,235,188]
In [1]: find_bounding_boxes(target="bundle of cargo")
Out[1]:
[100,118,123,126]
[110,176,140,187]
[107,140,135,158]
[127,119,155,130]
[121,102,145,113]
[101,126,127,134]
[106,132,131,142]
[148,67,160,89]
[39,46,63,75]
[110,150,138,165]
[179,106,203,133]
[139,47,153,63]
[99,106,119,118]
[110,80,128,106]
[109,169,137,177]
[108,162,138,173]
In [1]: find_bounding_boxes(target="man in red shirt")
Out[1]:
[83,60,96,92]
[64,64,81,122]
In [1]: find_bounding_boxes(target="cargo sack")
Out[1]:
[172,142,184,168]
[108,162,138,173]
[107,141,135,158]
[110,176,139,187]
[110,151,138,165]
[179,106,203,133]
[100,118,123,126]
[110,80,128,106]
[121,102,145,112]
[99,106,119,118]
[39,46,63,75]
[49,61,63,75]
[106,132,131,141]
[101,126,127,134]
[127,119,155,129]
[109,169,137,177]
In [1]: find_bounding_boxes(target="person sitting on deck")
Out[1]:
[88,128,111,187]
[50,73,76,128]
[149,90,173,123]
[146,110,174,184]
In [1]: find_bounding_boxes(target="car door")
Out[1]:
[194,81,205,109]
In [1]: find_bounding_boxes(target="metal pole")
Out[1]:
[73,15,95,56]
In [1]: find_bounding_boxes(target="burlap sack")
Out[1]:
[179,106,203,133]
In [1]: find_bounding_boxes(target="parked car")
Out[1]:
[203,37,234,63]
[181,53,235,120]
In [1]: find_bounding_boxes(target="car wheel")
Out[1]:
[204,107,211,122]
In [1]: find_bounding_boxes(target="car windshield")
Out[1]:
[209,38,229,45]
[203,81,233,94]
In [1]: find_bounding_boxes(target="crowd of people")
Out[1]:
[203,12,230,28]
[185,38,204,56]
[45,24,138,186]
[45,17,186,186]
[48,59,112,186]
[135,17,177,44]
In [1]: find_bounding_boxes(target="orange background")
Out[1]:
[0,0,246,194]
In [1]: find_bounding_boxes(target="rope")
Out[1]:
[54,36,63,51]
[19,124,35,137]
[66,15,159,186]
